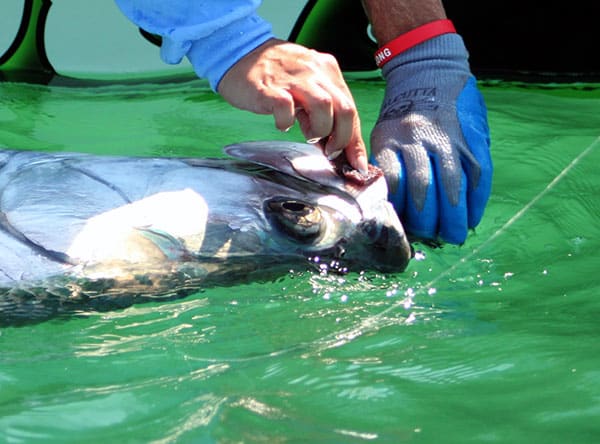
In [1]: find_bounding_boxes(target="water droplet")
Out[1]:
[414,250,426,261]
[406,312,417,324]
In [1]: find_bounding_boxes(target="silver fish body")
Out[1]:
[0,142,410,323]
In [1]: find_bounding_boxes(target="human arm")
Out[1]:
[218,39,368,174]
[114,0,368,173]
[362,0,493,244]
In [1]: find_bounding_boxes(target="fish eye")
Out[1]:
[265,198,324,242]
[281,201,308,213]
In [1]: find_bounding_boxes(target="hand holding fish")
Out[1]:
[370,34,492,245]
[114,0,493,245]
[363,0,493,244]
[218,38,369,174]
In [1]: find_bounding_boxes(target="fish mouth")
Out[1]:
[303,223,412,275]
[349,200,412,273]
[263,194,411,274]
[357,220,413,273]
[225,141,412,273]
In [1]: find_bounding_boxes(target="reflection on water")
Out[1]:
[0,80,599,443]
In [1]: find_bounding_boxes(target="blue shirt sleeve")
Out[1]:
[114,0,275,90]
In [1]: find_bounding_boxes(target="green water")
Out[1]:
[0,78,599,443]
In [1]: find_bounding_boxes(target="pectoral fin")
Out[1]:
[134,227,189,261]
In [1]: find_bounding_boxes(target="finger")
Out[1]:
[296,83,368,172]
[418,136,468,244]
[257,87,296,132]
[295,107,312,140]
[292,85,334,142]
[437,164,468,245]
[328,110,368,173]
[324,100,354,158]
[370,122,407,209]
[371,144,407,216]
[313,62,363,162]
[400,137,439,241]
[404,156,439,242]
[342,138,369,174]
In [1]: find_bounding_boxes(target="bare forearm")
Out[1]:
[361,0,447,44]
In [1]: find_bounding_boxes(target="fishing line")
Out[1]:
[210,136,600,362]
[309,134,600,352]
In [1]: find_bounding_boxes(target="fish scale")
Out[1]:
[0,141,410,324]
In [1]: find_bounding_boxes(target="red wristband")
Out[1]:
[374,19,456,68]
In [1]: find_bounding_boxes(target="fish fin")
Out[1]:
[224,141,342,186]
[134,227,189,261]
[224,141,388,207]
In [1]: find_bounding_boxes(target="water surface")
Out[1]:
[0,78,599,443]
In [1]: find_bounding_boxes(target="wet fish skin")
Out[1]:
[0,142,411,324]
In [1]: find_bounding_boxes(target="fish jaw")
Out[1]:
[356,199,412,273]
[223,141,412,273]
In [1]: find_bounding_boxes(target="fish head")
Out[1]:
[225,141,412,273]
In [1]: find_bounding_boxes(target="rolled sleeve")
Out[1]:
[185,13,273,90]
[114,0,274,89]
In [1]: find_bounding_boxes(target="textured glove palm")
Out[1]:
[371,33,492,244]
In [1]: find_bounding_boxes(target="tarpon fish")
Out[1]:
[0,141,411,324]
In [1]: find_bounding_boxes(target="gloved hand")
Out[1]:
[371,33,492,245]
